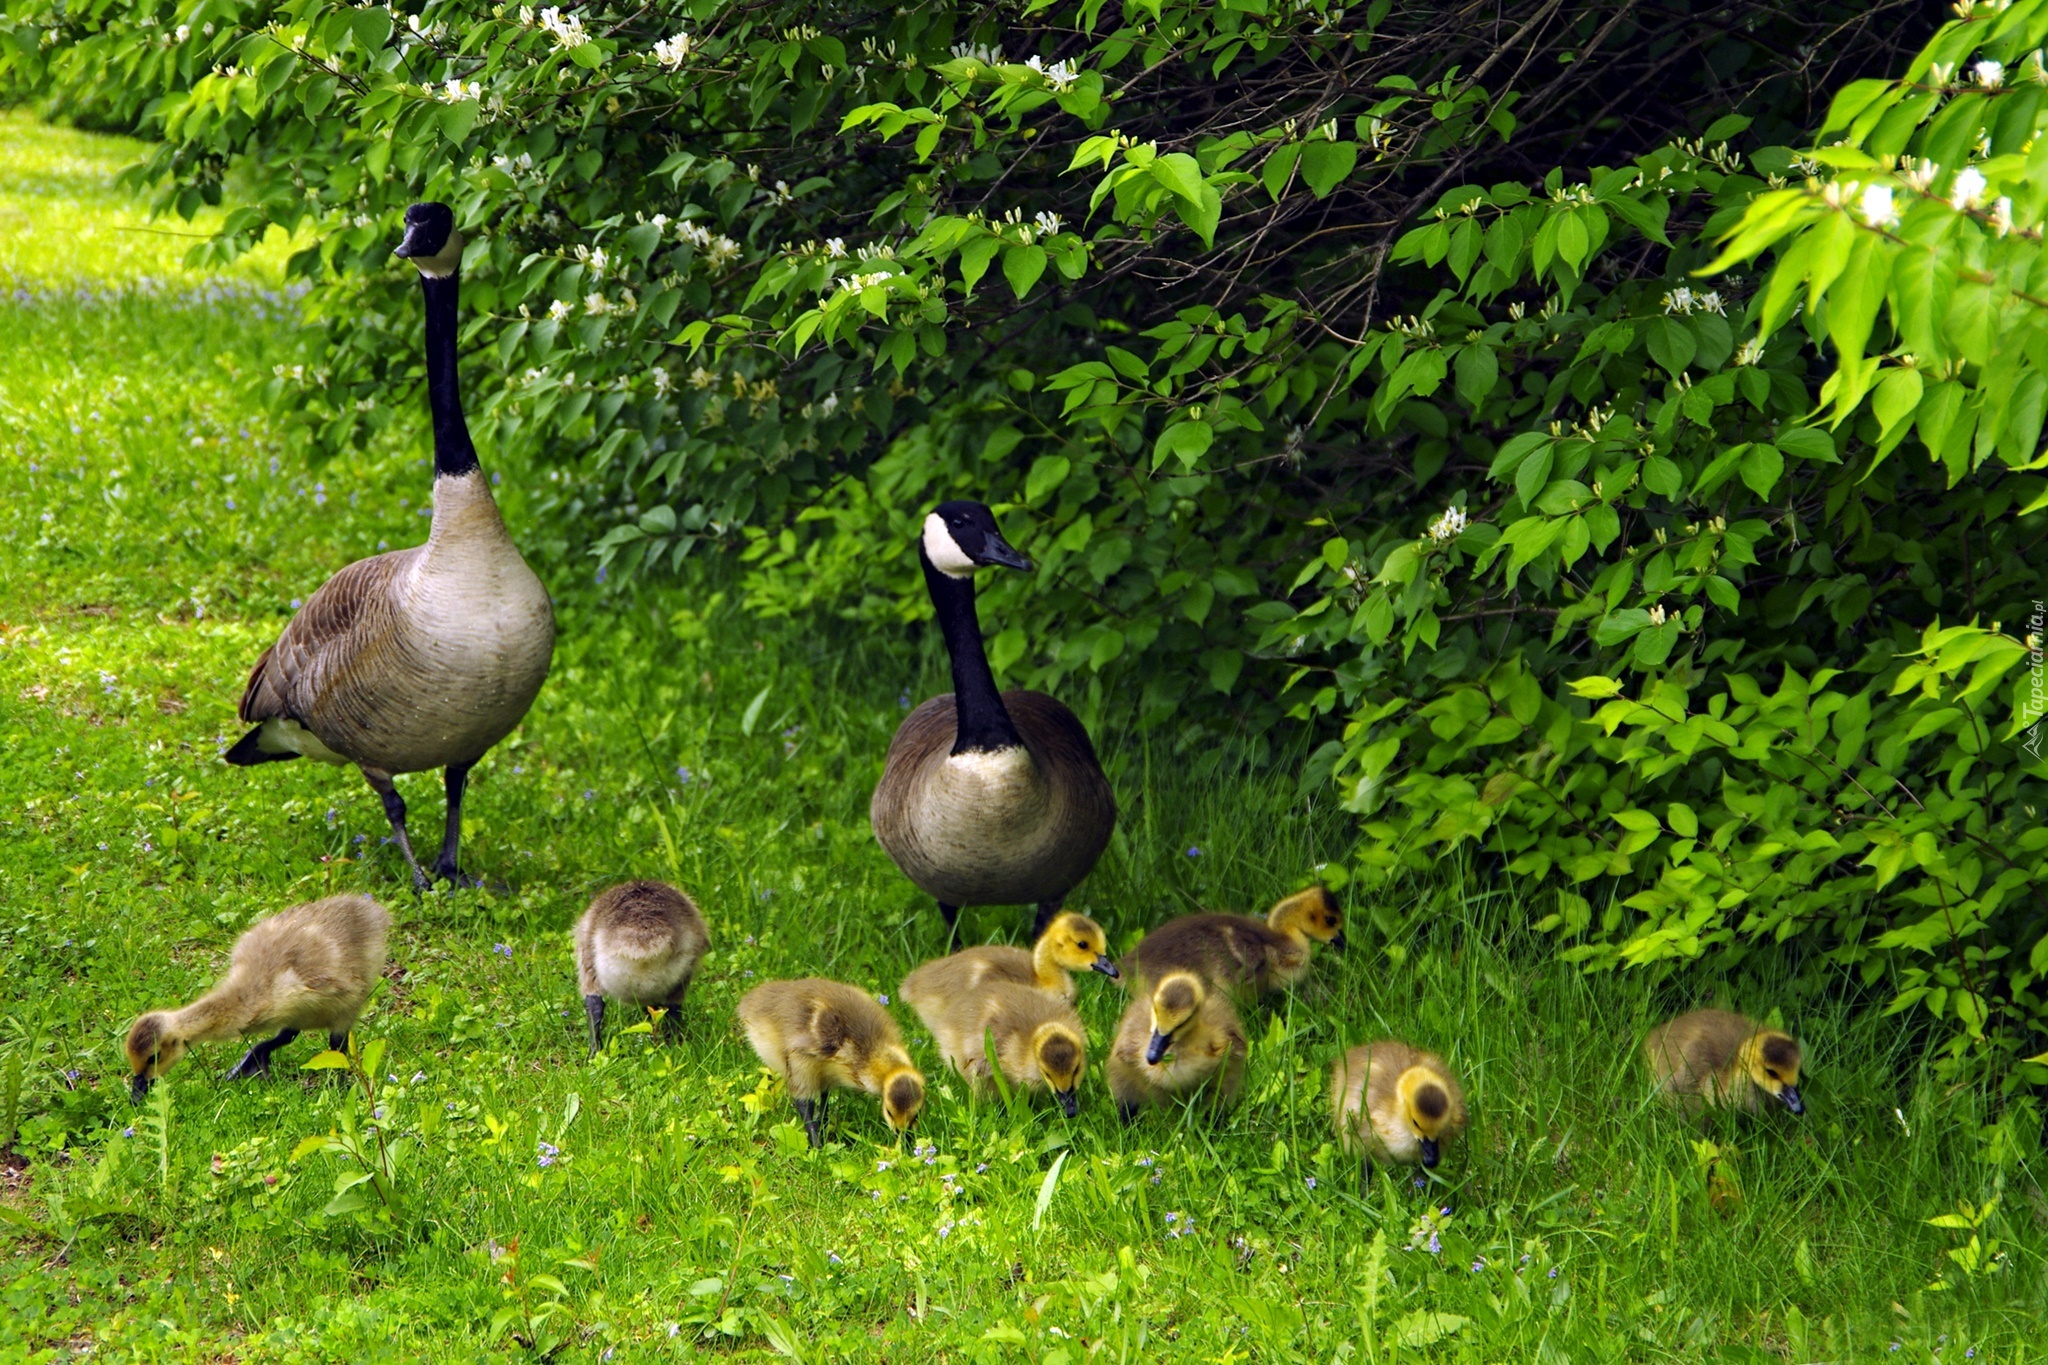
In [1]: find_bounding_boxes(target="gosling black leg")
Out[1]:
[584,995,606,1056]
[431,761,481,887]
[225,1028,302,1081]
[794,1096,823,1149]
[660,985,690,1042]
[361,768,430,892]
[1359,1153,1373,1198]
[328,1030,349,1054]
[1117,1100,1140,1125]
[938,902,960,945]
[1031,902,1060,939]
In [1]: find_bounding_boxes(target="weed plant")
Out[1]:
[0,111,2043,1361]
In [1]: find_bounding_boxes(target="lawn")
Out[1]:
[0,108,2042,1362]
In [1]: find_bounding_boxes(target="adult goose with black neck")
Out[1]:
[224,202,555,891]
[871,501,1115,939]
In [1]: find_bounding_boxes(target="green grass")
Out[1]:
[1,107,2043,1362]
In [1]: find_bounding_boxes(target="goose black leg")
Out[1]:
[660,986,690,1042]
[431,761,482,887]
[938,902,961,945]
[1030,902,1061,939]
[1358,1153,1373,1198]
[361,768,430,891]
[328,1031,349,1054]
[225,1028,302,1081]
[794,1096,823,1149]
[584,995,606,1056]
[1117,1100,1139,1125]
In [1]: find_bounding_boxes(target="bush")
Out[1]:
[10,0,2046,1092]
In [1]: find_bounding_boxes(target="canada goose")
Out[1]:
[1105,971,1246,1120]
[1644,1009,1804,1115]
[870,500,1115,940]
[1331,1041,1468,1188]
[124,894,390,1101]
[737,978,926,1148]
[925,981,1088,1116]
[898,911,1118,1011]
[575,879,710,1055]
[225,201,554,892]
[1121,887,1346,1000]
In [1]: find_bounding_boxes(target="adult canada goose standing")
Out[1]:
[871,501,1115,939]
[225,202,555,891]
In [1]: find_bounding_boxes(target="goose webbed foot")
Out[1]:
[361,769,432,892]
[794,1097,824,1149]
[432,861,484,890]
[224,1028,302,1082]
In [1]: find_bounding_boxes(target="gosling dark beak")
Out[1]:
[391,221,436,259]
[1145,1031,1171,1066]
[1329,931,1348,952]
[1091,955,1121,980]
[130,1073,151,1105]
[977,533,1033,572]
[1055,1088,1079,1118]
[1419,1137,1440,1169]
[1780,1085,1804,1116]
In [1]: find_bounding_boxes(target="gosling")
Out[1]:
[1331,1041,1468,1188]
[899,911,1118,1011]
[575,879,710,1056]
[737,978,926,1148]
[124,894,390,1101]
[1106,971,1246,1121]
[927,982,1088,1116]
[1644,1009,1804,1116]
[1120,886,1345,1000]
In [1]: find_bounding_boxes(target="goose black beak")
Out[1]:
[976,533,1033,572]
[1418,1137,1440,1169]
[1329,931,1348,952]
[1055,1088,1079,1118]
[1780,1085,1804,1116]
[1091,955,1121,980]
[1144,1031,1172,1066]
[129,1073,151,1105]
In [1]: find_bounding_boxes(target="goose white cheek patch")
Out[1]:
[922,512,978,577]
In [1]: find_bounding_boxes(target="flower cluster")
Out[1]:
[536,7,588,50]
[1660,285,1725,316]
[836,270,895,294]
[1022,54,1080,91]
[1428,505,1467,545]
[675,219,743,265]
[440,78,482,103]
[949,41,1002,65]
[653,33,693,70]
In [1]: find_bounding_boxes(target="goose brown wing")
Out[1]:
[239,549,413,724]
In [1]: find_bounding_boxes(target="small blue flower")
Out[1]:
[494,943,512,958]
[536,1141,559,1169]
[582,789,596,801]
[1549,1267,1559,1279]
[877,994,890,1006]
[595,565,608,584]
[1185,846,1201,857]
[1426,1231,1440,1255]
[122,1126,135,1138]
[1304,1176,1316,1190]
[1470,1257,1486,1272]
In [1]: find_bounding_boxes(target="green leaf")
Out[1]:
[1175,185,1223,248]
[1149,153,1205,203]
[1298,140,1359,198]
[1153,420,1215,470]
[1453,343,1497,408]
[438,100,479,144]
[1025,454,1071,503]
[1775,426,1839,463]
[1002,243,1048,300]
[349,9,393,51]
[958,235,1001,294]
[1644,316,1696,376]
[1739,442,1784,498]
[301,1050,353,1071]
[1594,609,1652,647]
[1262,143,1300,200]
[1032,1150,1068,1230]
[740,685,772,737]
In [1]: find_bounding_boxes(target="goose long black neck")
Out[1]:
[921,547,1022,754]
[420,272,480,478]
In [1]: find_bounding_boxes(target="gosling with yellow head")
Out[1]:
[1644,1008,1804,1116]
[1106,970,1246,1120]
[737,977,926,1148]
[924,982,1088,1116]
[1330,1040,1468,1188]
[899,910,1118,1009]
[1119,887,1344,1001]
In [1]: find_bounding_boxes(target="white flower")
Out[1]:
[819,393,840,415]
[584,292,610,315]
[949,41,1002,65]
[1647,603,1667,626]
[1990,196,2015,236]
[1045,59,1079,92]
[1428,506,1467,544]
[689,365,716,389]
[824,237,847,258]
[1661,286,1695,315]
[706,236,741,266]
[547,299,571,320]
[1733,337,1765,366]
[1929,61,1957,86]
[836,270,894,294]
[175,23,189,40]
[519,6,534,24]
[1033,210,1064,236]
[1858,182,1897,228]
[442,78,482,103]
[678,220,712,248]
[1899,158,1940,193]
[771,179,793,204]
[538,7,588,50]
[651,368,672,395]
[1975,59,2005,89]
[1949,166,1988,210]
[654,33,693,70]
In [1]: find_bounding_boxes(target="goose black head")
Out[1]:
[921,500,1033,578]
[394,202,464,278]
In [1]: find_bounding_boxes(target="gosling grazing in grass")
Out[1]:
[124,894,390,1101]
[1106,971,1246,1121]
[1644,1009,1805,1116]
[575,880,710,1055]
[871,500,1116,941]
[1331,1041,1468,1187]
[225,201,554,892]
[737,978,926,1148]
[898,911,1119,1012]
[1120,886,1346,1000]
[923,982,1088,1116]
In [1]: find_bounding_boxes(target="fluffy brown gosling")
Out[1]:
[737,978,926,1148]
[1105,971,1246,1121]
[1331,1041,1468,1188]
[1644,1009,1805,1116]
[575,879,710,1055]
[899,911,1118,1013]
[927,982,1088,1116]
[124,894,390,1101]
[1120,887,1345,1000]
